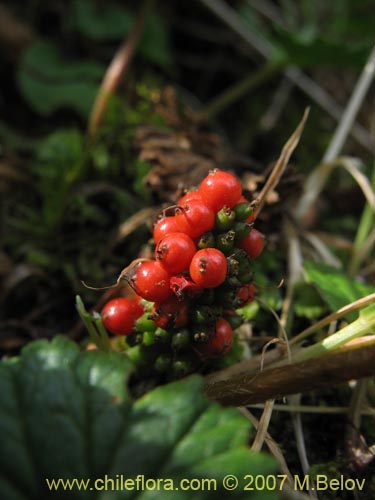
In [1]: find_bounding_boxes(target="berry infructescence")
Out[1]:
[101,170,265,377]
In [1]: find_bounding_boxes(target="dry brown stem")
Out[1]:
[205,338,375,406]
[88,0,152,135]
[253,108,310,219]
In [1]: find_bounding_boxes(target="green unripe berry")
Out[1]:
[126,345,146,366]
[233,222,252,240]
[154,327,171,343]
[142,330,155,346]
[197,232,215,249]
[215,207,236,231]
[216,230,235,253]
[154,354,171,373]
[173,359,192,377]
[135,314,156,333]
[171,330,190,349]
[234,202,253,221]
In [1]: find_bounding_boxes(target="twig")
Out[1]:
[253,108,309,219]
[240,407,294,484]
[296,44,375,220]
[205,338,375,406]
[277,219,303,337]
[350,160,375,275]
[248,403,375,416]
[289,394,317,498]
[323,43,375,163]
[250,399,275,452]
[88,0,152,136]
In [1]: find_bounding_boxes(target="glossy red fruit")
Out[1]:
[189,248,227,288]
[178,190,204,205]
[236,283,255,306]
[155,232,196,274]
[237,228,265,259]
[151,296,190,329]
[153,216,180,243]
[134,261,172,302]
[199,170,242,212]
[175,201,215,239]
[196,318,233,357]
[101,298,143,336]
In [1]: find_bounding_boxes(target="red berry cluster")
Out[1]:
[101,170,265,377]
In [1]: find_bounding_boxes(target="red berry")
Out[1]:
[134,261,172,302]
[175,201,215,239]
[199,170,242,212]
[237,228,265,259]
[196,318,233,357]
[151,296,190,329]
[153,216,180,243]
[155,232,196,274]
[236,283,255,306]
[101,298,143,336]
[178,190,203,205]
[189,248,227,288]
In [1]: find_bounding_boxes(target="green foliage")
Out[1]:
[141,14,172,68]
[238,1,371,68]
[71,0,134,40]
[35,128,85,230]
[71,0,172,67]
[272,28,368,69]
[0,336,277,499]
[16,2,172,118]
[293,283,326,320]
[17,41,104,118]
[303,261,374,320]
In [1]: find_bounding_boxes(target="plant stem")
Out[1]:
[349,158,375,275]
[296,44,375,221]
[75,295,111,352]
[292,304,375,363]
[88,0,152,136]
[205,337,375,406]
[290,291,375,346]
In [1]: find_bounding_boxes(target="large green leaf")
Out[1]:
[71,0,134,41]
[17,41,105,117]
[71,1,172,67]
[0,337,277,499]
[303,261,373,320]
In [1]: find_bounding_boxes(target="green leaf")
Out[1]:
[272,27,369,69]
[71,0,134,41]
[36,128,84,182]
[293,283,326,320]
[34,129,84,229]
[303,261,374,320]
[71,2,172,68]
[0,337,277,499]
[17,41,104,117]
[140,14,172,68]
